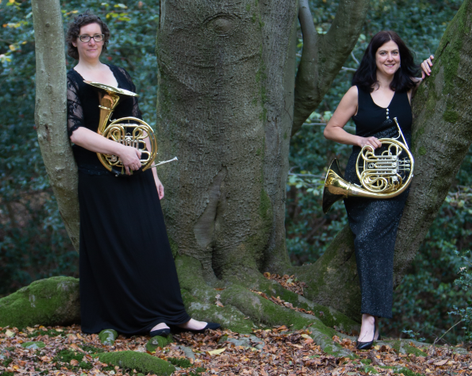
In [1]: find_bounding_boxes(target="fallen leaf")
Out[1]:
[5,329,15,338]
[207,348,226,355]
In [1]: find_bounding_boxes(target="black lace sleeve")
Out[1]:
[67,75,85,137]
[114,66,142,119]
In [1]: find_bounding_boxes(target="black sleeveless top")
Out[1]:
[353,86,412,145]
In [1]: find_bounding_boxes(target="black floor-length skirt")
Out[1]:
[343,125,409,319]
[78,169,190,335]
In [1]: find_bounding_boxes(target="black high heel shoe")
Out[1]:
[356,319,376,350]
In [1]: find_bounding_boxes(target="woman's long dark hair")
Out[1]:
[352,31,419,93]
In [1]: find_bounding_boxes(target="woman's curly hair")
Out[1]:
[66,11,110,60]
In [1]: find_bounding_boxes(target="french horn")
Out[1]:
[322,117,414,213]
[85,81,177,176]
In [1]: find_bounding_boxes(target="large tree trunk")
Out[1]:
[296,0,472,319]
[31,0,80,251]
[156,0,298,282]
[154,0,368,353]
[156,0,369,279]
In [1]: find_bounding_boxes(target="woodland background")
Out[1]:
[1,0,471,345]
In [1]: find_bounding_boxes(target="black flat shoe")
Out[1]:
[150,328,170,337]
[174,322,221,334]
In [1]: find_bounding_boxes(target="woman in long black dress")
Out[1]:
[66,11,220,337]
[324,31,432,349]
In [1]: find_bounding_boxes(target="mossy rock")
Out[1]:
[96,351,175,375]
[21,341,45,349]
[99,329,118,345]
[146,334,174,352]
[0,276,80,329]
[390,340,427,356]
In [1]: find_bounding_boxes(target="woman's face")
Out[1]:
[375,40,400,77]
[72,23,104,61]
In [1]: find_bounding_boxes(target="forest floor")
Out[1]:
[1,274,471,375]
[1,324,471,376]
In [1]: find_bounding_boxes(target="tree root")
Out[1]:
[175,254,356,356]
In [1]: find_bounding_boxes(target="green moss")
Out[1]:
[99,329,118,345]
[0,276,80,329]
[255,275,357,333]
[168,357,192,368]
[21,341,45,349]
[81,344,105,354]
[221,284,315,331]
[174,256,252,333]
[436,0,468,95]
[390,340,427,356]
[174,255,207,291]
[53,349,93,371]
[443,108,459,123]
[418,146,427,156]
[393,368,423,376]
[168,236,179,258]
[97,351,174,375]
[3,358,13,367]
[146,334,174,352]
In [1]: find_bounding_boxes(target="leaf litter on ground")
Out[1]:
[1,274,470,375]
[1,324,471,375]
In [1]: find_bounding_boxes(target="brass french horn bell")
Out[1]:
[85,81,176,176]
[322,118,414,213]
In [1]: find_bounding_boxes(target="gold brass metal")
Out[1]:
[85,80,176,176]
[322,117,414,213]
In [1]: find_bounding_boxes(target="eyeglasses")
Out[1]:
[78,34,105,43]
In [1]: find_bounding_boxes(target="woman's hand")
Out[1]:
[153,174,165,200]
[117,145,142,176]
[358,136,381,150]
[421,55,434,78]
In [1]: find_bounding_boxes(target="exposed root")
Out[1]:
[175,255,356,356]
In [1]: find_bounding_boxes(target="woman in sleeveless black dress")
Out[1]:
[324,31,432,349]
[66,12,220,337]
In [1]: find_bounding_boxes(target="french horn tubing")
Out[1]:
[84,81,177,176]
[322,117,414,213]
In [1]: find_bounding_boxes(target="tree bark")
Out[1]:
[156,0,299,281]
[292,0,370,135]
[31,0,80,251]
[152,1,368,352]
[296,0,472,319]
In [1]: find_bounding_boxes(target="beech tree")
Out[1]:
[21,0,472,353]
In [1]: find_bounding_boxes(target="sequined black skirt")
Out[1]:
[343,124,410,319]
